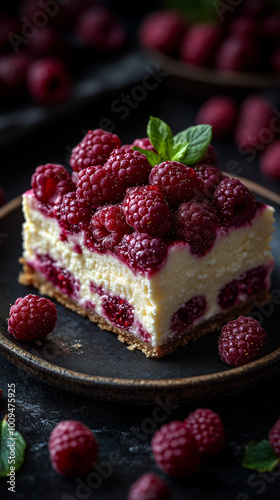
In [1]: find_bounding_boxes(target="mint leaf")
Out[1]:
[173,124,212,165]
[242,440,279,472]
[0,416,26,477]
[132,146,161,167]
[147,116,174,159]
[170,141,189,163]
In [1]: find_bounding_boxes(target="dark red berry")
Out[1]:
[0,52,32,98]
[194,164,228,199]
[229,16,258,38]
[57,192,92,232]
[151,420,201,478]
[8,294,57,341]
[91,203,132,251]
[70,129,121,173]
[218,315,267,367]
[180,22,222,66]
[31,163,75,205]
[49,420,99,477]
[133,137,157,152]
[212,178,257,227]
[0,186,6,207]
[123,185,173,237]
[196,96,238,138]
[121,232,168,275]
[104,147,152,188]
[269,418,280,457]
[214,36,258,72]
[149,161,203,208]
[197,144,218,167]
[27,26,67,60]
[259,140,280,181]
[127,472,172,500]
[171,296,207,335]
[27,56,71,105]
[174,199,219,256]
[139,9,187,56]
[101,293,134,330]
[234,95,274,151]
[184,408,226,458]
[76,166,125,208]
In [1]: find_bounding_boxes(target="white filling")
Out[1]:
[22,191,275,347]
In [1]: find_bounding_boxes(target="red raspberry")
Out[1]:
[234,95,274,151]
[123,185,173,237]
[27,26,67,60]
[262,13,280,42]
[104,147,152,189]
[91,203,132,251]
[121,232,168,274]
[193,144,218,167]
[270,46,280,73]
[0,52,32,98]
[229,16,258,38]
[184,408,226,458]
[76,6,126,53]
[151,420,201,477]
[8,294,57,341]
[48,420,99,477]
[179,23,222,66]
[174,199,219,256]
[27,56,71,105]
[212,178,257,227]
[139,9,187,55]
[0,15,20,54]
[57,192,92,232]
[31,163,75,205]
[218,316,267,367]
[149,161,203,208]
[259,140,280,180]
[127,472,172,500]
[196,96,238,139]
[269,418,280,457]
[76,166,125,208]
[70,129,121,173]
[214,36,257,72]
[194,164,228,199]
[0,186,6,207]
[133,137,157,152]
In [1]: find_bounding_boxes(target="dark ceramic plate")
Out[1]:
[0,183,280,405]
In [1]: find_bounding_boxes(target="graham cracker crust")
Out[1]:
[18,259,270,358]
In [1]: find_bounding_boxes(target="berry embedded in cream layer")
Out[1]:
[19,118,275,357]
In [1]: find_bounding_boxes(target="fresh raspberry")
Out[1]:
[70,129,121,173]
[48,420,99,477]
[174,199,219,256]
[171,296,207,335]
[104,147,152,189]
[0,52,32,98]
[139,9,187,56]
[269,418,280,457]
[218,316,267,367]
[151,420,201,477]
[229,16,258,38]
[195,144,218,167]
[196,96,238,138]
[31,163,75,205]
[27,56,71,105]
[234,95,274,151]
[212,178,257,227]
[184,408,226,458]
[179,23,222,66]
[76,6,126,53]
[133,137,157,152]
[259,140,280,181]
[194,164,228,199]
[123,185,173,237]
[149,161,203,208]
[57,192,92,232]
[8,294,57,341]
[91,203,132,251]
[127,472,172,500]
[214,36,258,72]
[76,166,125,208]
[121,232,168,274]
[27,26,67,60]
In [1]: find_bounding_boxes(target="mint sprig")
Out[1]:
[242,440,280,473]
[133,116,212,167]
[0,416,26,477]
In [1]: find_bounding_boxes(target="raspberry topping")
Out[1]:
[8,294,57,341]
[171,295,207,335]
[212,178,257,227]
[269,418,280,457]
[184,408,226,458]
[123,185,173,237]
[218,316,267,367]
[174,199,219,256]
[48,420,99,477]
[149,161,203,208]
[70,129,121,173]
[58,191,92,232]
[133,137,157,152]
[76,165,125,208]
[91,203,132,251]
[127,472,172,500]
[31,163,75,205]
[151,420,201,477]
[194,164,228,199]
[103,147,152,188]
[121,232,168,275]
[27,56,71,105]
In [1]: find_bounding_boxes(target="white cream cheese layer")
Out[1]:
[22,191,275,346]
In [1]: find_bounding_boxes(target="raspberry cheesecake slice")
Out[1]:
[19,119,275,357]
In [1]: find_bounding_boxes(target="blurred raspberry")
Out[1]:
[241,0,269,17]
[270,46,280,73]
[27,56,71,105]
[0,15,20,54]
[0,186,6,207]
[214,36,258,72]
[196,96,238,138]
[8,294,57,341]
[70,129,121,173]
[27,26,68,60]
[259,140,280,180]
[184,408,226,458]
[196,144,218,167]
[0,52,32,98]
[180,23,222,66]
[262,13,280,42]
[234,95,274,151]
[212,178,256,227]
[133,137,157,152]
[127,472,172,500]
[229,16,258,38]
[139,9,187,56]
